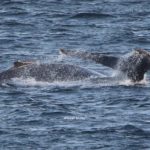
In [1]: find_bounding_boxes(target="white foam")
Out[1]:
[3,74,149,88]
[118,74,148,86]
[7,77,84,88]
[10,78,51,87]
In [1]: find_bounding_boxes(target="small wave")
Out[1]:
[2,0,26,5]
[8,11,28,16]
[17,119,43,126]
[1,20,33,27]
[121,124,150,137]
[41,111,71,117]
[0,39,14,44]
[0,10,28,17]
[81,127,116,134]
[0,130,9,135]
[71,13,114,19]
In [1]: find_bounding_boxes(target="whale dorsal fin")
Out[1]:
[13,61,34,68]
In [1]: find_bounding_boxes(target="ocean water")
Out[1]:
[0,0,150,149]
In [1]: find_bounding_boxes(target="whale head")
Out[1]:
[118,48,150,82]
[134,48,150,69]
[128,48,150,81]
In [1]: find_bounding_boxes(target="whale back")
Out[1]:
[0,63,96,83]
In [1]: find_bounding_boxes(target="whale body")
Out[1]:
[0,63,96,83]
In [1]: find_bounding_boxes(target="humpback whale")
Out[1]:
[60,49,150,82]
[0,49,149,84]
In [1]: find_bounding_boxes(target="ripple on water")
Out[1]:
[71,12,114,19]
[0,0,150,149]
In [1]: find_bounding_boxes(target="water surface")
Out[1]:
[0,0,150,149]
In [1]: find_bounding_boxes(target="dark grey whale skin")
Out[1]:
[60,49,150,82]
[0,63,96,83]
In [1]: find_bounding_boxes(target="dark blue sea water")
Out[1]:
[1,0,150,149]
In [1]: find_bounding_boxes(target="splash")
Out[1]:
[5,73,148,88]
[4,77,85,88]
[9,78,51,87]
